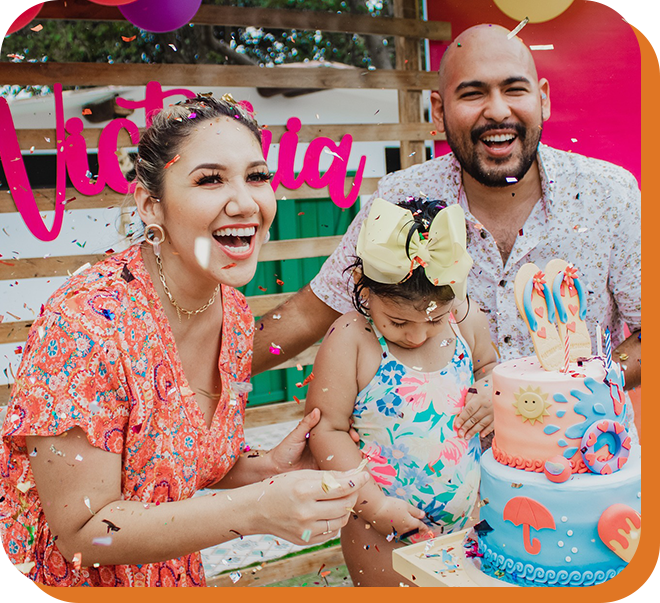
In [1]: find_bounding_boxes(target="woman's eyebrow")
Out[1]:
[188,160,267,175]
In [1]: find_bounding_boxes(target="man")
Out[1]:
[253,24,641,439]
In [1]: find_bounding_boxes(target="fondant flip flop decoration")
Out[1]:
[545,259,592,361]
[514,263,563,371]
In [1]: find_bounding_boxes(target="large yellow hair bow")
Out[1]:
[356,198,473,300]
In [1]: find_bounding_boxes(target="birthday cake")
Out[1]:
[476,260,641,587]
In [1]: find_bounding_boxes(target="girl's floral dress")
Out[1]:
[353,321,481,537]
[0,245,253,586]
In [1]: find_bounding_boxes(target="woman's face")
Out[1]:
[155,116,276,290]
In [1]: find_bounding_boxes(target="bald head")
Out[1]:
[438,24,539,96]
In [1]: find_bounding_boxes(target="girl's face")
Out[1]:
[366,293,454,349]
[141,116,276,291]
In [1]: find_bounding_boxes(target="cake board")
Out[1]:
[392,528,517,587]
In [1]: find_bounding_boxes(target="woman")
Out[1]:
[0,95,368,587]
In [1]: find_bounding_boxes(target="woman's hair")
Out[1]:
[349,197,457,315]
[134,94,262,200]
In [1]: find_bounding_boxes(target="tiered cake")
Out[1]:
[476,261,641,586]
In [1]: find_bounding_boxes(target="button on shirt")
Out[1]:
[310,144,641,361]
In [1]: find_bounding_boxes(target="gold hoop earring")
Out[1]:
[145,223,166,257]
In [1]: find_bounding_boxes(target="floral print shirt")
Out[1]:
[0,245,253,587]
[311,144,641,361]
[353,322,481,535]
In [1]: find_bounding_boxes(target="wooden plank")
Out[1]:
[0,63,438,91]
[258,236,341,262]
[0,178,379,214]
[244,400,305,430]
[13,124,444,151]
[247,293,294,317]
[394,0,427,170]
[39,0,451,41]
[0,237,341,280]
[0,321,32,345]
[205,544,344,587]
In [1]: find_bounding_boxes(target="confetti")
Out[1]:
[82,108,92,116]
[321,471,341,493]
[530,44,555,51]
[507,17,529,39]
[301,529,312,542]
[269,344,282,355]
[221,262,237,269]
[323,148,343,161]
[229,571,242,583]
[122,35,137,42]
[92,536,113,546]
[72,552,82,570]
[272,314,281,319]
[75,454,83,462]
[506,177,518,183]
[194,236,212,269]
[164,154,181,169]
[30,24,43,32]
[50,444,64,457]
[16,481,32,494]
[276,278,284,286]
[15,561,35,574]
[84,496,96,516]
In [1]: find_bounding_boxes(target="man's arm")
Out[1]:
[252,285,341,374]
[614,329,641,391]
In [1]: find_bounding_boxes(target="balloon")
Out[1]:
[89,0,139,5]
[119,0,202,33]
[6,3,44,35]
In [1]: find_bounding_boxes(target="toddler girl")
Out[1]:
[306,197,497,586]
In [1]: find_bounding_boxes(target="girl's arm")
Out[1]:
[305,314,427,538]
[26,425,369,567]
[453,300,499,439]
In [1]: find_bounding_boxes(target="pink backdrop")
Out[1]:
[427,0,641,185]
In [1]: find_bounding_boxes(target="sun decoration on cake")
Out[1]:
[513,386,552,424]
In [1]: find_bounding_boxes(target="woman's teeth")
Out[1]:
[212,226,255,252]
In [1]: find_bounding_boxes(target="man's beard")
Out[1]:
[445,119,543,187]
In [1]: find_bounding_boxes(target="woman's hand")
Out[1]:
[250,468,370,546]
[455,377,494,439]
[367,496,429,539]
[268,407,321,474]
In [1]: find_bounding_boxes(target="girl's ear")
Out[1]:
[352,265,362,284]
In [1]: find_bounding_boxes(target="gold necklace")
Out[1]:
[155,254,220,322]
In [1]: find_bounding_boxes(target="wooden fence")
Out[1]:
[0,0,448,585]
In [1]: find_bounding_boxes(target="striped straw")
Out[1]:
[604,327,612,369]
[562,331,570,373]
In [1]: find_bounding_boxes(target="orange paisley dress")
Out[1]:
[0,245,253,586]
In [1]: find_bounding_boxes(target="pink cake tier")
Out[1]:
[491,355,628,473]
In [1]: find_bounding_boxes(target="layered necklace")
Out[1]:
[155,254,220,322]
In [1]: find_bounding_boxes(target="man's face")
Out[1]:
[432,30,551,187]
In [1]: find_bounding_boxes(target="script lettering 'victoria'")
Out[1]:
[0,81,366,242]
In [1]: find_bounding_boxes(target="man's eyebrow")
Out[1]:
[455,76,532,91]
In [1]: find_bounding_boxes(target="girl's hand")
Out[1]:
[268,408,322,474]
[455,378,494,439]
[251,468,370,546]
[367,496,429,539]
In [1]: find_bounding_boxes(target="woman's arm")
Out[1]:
[305,314,426,537]
[27,426,369,568]
[453,300,499,439]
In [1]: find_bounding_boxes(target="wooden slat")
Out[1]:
[0,63,438,91]
[13,124,443,152]
[0,321,31,346]
[205,544,344,587]
[38,0,451,41]
[0,178,379,214]
[247,293,294,317]
[244,400,305,430]
[0,237,341,280]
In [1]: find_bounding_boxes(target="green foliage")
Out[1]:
[1,0,394,75]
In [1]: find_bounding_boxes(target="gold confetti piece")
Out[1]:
[618,353,629,361]
[321,471,341,493]
[510,483,523,489]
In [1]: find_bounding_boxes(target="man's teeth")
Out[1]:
[213,226,256,237]
[482,133,515,143]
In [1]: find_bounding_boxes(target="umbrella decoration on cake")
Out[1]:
[503,496,556,555]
